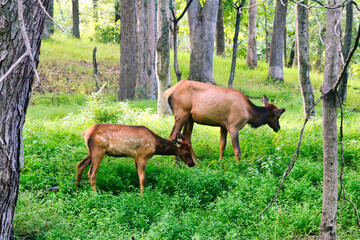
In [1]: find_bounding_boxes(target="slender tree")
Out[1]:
[147,0,157,99]
[228,0,246,88]
[157,0,171,115]
[170,0,193,82]
[267,0,288,82]
[319,0,342,238]
[72,0,80,38]
[0,0,49,238]
[338,1,353,104]
[187,0,219,84]
[117,0,138,100]
[295,2,314,116]
[216,0,225,56]
[43,0,54,38]
[246,0,257,69]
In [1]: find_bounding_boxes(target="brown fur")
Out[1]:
[76,124,195,194]
[164,80,286,160]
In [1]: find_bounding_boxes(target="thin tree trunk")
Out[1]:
[0,1,49,239]
[246,0,257,69]
[147,0,157,99]
[156,0,171,115]
[287,40,295,68]
[315,27,326,72]
[43,0,54,38]
[338,1,353,104]
[295,3,314,116]
[284,26,287,66]
[118,0,138,100]
[72,0,80,38]
[216,0,225,56]
[263,4,270,63]
[228,0,246,88]
[267,0,288,82]
[187,0,219,84]
[319,0,342,238]
[136,0,148,99]
[173,26,182,82]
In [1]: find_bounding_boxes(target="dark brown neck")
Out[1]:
[154,137,179,156]
[248,104,271,128]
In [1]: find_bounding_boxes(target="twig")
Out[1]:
[37,0,65,32]
[18,0,41,85]
[0,52,28,83]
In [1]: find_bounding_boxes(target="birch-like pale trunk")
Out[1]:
[156,0,171,115]
[246,0,257,69]
[319,0,342,238]
[295,3,314,116]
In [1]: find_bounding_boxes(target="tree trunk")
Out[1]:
[136,0,148,99]
[0,1,49,239]
[263,4,270,63]
[173,24,182,82]
[228,0,246,88]
[267,0,287,82]
[93,0,98,24]
[315,27,326,72]
[338,1,353,104]
[117,0,138,100]
[156,0,171,115]
[216,0,225,56]
[287,40,295,68]
[43,0,54,38]
[72,0,80,38]
[246,0,257,69]
[147,0,157,99]
[319,0,342,239]
[295,3,314,116]
[187,0,219,84]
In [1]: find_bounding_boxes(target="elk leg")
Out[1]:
[88,150,106,192]
[228,129,241,161]
[76,154,92,187]
[135,158,147,194]
[219,127,227,159]
[169,112,189,142]
[183,120,197,161]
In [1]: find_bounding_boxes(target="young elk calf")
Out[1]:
[76,124,195,194]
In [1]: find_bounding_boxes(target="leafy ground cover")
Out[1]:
[15,35,360,239]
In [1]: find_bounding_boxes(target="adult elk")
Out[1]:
[76,124,195,194]
[164,80,286,160]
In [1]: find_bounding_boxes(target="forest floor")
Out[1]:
[14,34,360,239]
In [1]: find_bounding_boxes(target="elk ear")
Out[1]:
[275,108,286,116]
[262,95,269,106]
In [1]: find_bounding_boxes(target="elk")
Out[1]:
[164,80,286,160]
[76,124,195,194]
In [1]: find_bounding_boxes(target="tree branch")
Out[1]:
[38,0,65,32]
[0,52,28,83]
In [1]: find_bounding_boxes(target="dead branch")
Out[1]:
[0,52,28,83]
[38,0,65,32]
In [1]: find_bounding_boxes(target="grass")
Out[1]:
[15,34,360,239]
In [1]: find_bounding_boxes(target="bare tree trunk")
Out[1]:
[295,3,314,116]
[156,0,171,115]
[263,4,270,63]
[319,0,342,239]
[267,0,287,82]
[246,0,257,69]
[338,1,353,104]
[118,0,138,100]
[0,1,49,239]
[216,0,225,56]
[315,27,326,72]
[287,40,295,68]
[136,0,148,99]
[43,0,54,38]
[283,26,287,66]
[72,0,80,38]
[147,0,157,99]
[187,0,219,84]
[228,1,246,88]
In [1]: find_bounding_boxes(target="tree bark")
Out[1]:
[228,0,246,88]
[136,0,148,99]
[156,0,171,115]
[72,0,80,38]
[338,1,353,104]
[315,27,326,72]
[0,0,49,239]
[43,0,54,38]
[287,40,295,68]
[216,0,225,56]
[295,3,314,116]
[117,0,138,100]
[187,0,219,84]
[263,4,270,63]
[246,0,257,69]
[319,0,342,239]
[267,0,287,82]
[147,0,157,100]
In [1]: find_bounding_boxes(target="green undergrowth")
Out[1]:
[16,92,360,239]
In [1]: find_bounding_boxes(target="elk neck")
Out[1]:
[247,104,271,128]
[154,137,179,156]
